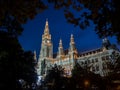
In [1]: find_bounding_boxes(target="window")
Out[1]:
[92,66,95,72]
[85,61,87,64]
[47,47,49,57]
[92,59,94,63]
[96,65,99,71]
[95,58,98,62]
[81,61,84,65]
[102,55,109,61]
[102,63,107,69]
[106,55,109,60]
[87,60,90,63]
[101,56,105,61]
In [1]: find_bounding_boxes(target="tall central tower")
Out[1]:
[37,20,53,76]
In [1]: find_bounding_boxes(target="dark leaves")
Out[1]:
[0,0,47,23]
[65,11,74,19]
[46,0,120,43]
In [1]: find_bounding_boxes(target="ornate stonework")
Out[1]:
[36,20,120,77]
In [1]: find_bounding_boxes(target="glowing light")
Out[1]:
[84,80,89,87]
[37,76,42,85]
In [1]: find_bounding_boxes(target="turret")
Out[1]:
[69,34,75,51]
[57,39,65,65]
[33,50,37,63]
[69,34,78,56]
[39,19,53,58]
[42,19,51,41]
[37,19,53,76]
[58,39,64,55]
[69,34,78,66]
[44,19,49,35]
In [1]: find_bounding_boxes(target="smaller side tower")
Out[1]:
[57,39,64,65]
[69,34,78,68]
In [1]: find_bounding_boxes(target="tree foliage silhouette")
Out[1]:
[71,63,106,89]
[1,0,120,43]
[0,0,47,23]
[0,0,46,89]
[0,0,120,89]
[0,31,37,89]
[47,0,120,43]
[44,64,64,89]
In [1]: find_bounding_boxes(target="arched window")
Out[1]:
[92,66,95,72]
[96,65,99,71]
[102,63,107,69]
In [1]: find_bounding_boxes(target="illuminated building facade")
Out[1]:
[36,20,120,77]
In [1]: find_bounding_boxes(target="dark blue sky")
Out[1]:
[18,6,120,57]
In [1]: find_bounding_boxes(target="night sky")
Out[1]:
[18,6,120,58]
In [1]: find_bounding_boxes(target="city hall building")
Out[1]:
[36,20,120,77]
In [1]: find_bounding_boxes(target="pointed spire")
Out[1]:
[57,39,64,58]
[70,34,75,44]
[33,50,37,62]
[59,39,63,48]
[69,34,76,52]
[42,19,51,40]
[44,19,49,35]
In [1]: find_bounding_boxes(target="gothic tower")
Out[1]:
[37,20,53,76]
[57,39,64,65]
[69,34,78,68]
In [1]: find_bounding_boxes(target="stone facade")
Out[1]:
[36,20,120,77]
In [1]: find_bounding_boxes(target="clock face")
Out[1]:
[43,40,50,43]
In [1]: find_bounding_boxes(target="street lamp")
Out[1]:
[84,80,90,88]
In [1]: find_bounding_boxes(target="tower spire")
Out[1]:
[37,19,53,76]
[69,34,78,68]
[33,50,37,63]
[70,34,75,44]
[59,39,63,48]
[69,34,75,50]
[42,19,51,40]
[44,19,49,35]
[58,39,64,56]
